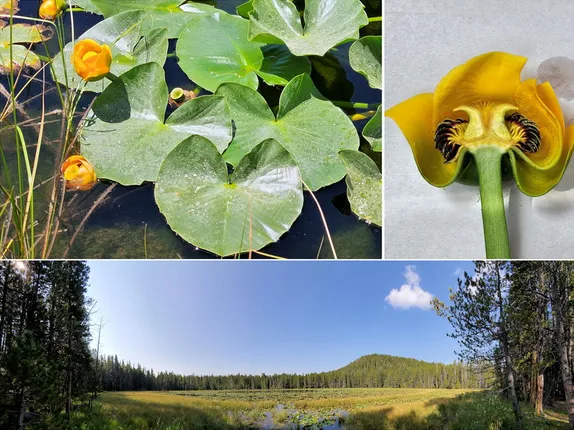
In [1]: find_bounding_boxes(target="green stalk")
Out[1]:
[472,146,511,259]
[331,101,381,110]
[368,16,382,22]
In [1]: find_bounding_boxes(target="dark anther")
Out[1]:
[505,112,541,153]
[434,118,468,163]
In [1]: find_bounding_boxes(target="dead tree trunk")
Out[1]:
[551,262,574,429]
[495,262,523,430]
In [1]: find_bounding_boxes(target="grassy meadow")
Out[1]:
[62,387,566,429]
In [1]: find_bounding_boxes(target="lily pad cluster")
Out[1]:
[51,0,382,257]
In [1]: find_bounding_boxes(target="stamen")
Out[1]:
[505,112,541,153]
[434,118,468,163]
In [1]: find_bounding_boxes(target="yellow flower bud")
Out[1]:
[61,155,97,191]
[72,39,112,82]
[39,0,62,20]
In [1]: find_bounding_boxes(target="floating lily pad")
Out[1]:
[349,36,381,89]
[0,22,51,72]
[177,13,264,92]
[216,76,359,191]
[339,150,381,226]
[155,136,303,257]
[81,62,232,185]
[73,0,103,14]
[0,0,18,14]
[177,13,309,92]
[277,73,326,117]
[249,0,369,56]
[51,10,168,93]
[258,44,312,86]
[363,106,381,152]
[236,0,253,18]
[91,0,215,38]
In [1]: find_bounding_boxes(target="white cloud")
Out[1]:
[385,265,433,310]
[453,267,464,278]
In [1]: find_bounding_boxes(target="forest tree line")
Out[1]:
[9,260,574,429]
[95,353,488,392]
[0,261,93,429]
[434,261,574,430]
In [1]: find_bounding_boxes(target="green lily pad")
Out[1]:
[349,36,382,89]
[0,0,18,14]
[90,0,215,38]
[258,44,312,86]
[177,13,264,92]
[81,62,232,185]
[155,136,303,257]
[249,0,369,56]
[363,106,381,152]
[216,76,359,191]
[177,13,309,92]
[277,73,326,118]
[72,0,103,14]
[0,22,51,72]
[52,10,168,93]
[0,23,50,44]
[236,0,253,18]
[339,150,381,226]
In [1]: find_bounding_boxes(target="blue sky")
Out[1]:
[87,261,476,376]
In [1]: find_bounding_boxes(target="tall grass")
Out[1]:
[0,2,87,258]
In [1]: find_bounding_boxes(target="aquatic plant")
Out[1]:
[0,0,381,258]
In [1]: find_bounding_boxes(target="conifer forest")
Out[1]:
[2,260,574,429]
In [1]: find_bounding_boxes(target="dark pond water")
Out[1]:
[259,404,349,429]
[3,0,382,259]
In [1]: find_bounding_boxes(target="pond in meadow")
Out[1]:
[0,0,381,259]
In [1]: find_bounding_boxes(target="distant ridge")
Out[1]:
[98,353,488,391]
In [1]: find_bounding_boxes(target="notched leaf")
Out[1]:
[0,20,53,73]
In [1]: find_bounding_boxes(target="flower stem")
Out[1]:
[473,146,511,259]
[331,101,380,110]
[105,72,118,82]
[368,16,382,22]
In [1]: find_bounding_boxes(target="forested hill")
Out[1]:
[323,354,488,389]
[98,353,490,392]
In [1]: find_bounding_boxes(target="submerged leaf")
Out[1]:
[81,62,232,185]
[339,150,382,226]
[216,75,359,191]
[51,10,168,92]
[155,136,303,256]
[249,0,369,56]
[349,36,381,89]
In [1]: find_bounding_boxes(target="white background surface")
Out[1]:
[385,0,574,259]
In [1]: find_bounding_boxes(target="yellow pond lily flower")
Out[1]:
[72,39,112,82]
[386,52,574,258]
[39,0,64,20]
[61,155,97,191]
[386,51,574,197]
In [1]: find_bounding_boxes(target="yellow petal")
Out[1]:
[386,93,459,187]
[433,52,527,126]
[509,124,574,196]
[536,81,565,135]
[64,164,79,180]
[513,79,562,170]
